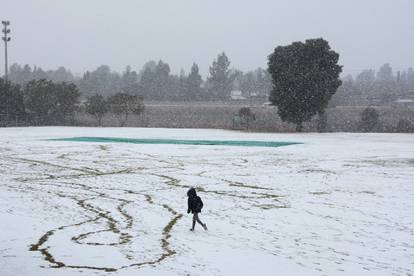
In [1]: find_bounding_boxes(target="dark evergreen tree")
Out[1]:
[207,52,233,100]
[186,63,203,100]
[268,38,342,131]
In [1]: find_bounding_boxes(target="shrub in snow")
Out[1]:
[358,107,379,132]
[238,107,256,130]
[396,119,414,133]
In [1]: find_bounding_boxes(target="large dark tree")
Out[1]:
[0,79,25,122]
[268,38,342,131]
[54,82,80,124]
[24,79,80,125]
[107,92,145,126]
[24,79,58,124]
[85,94,108,126]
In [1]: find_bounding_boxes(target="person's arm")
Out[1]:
[199,197,203,209]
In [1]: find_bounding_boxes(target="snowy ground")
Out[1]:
[1,127,413,276]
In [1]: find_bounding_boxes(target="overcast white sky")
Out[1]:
[1,0,413,77]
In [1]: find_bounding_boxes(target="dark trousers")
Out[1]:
[192,212,205,230]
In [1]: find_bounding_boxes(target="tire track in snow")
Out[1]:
[2,156,184,272]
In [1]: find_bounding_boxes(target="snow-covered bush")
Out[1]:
[396,118,414,133]
[358,107,379,132]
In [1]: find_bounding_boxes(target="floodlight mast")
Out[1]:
[1,20,11,82]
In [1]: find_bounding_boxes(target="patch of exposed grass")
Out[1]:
[309,191,331,195]
[357,158,414,168]
[360,191,375,195]
[57,154,68,159]
[254,204,289,210]
[251,192,281,199]
[299,169,336,175]
[196,186,205,192]
[228,181,273,190]
[162,204,178,215]
[99,145,110,151]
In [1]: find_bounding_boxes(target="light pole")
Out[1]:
[2,20,11,82]
[2,20,11,123]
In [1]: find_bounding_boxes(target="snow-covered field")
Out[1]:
[1,127,413,276]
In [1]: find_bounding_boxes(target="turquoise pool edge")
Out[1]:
[48,137,302,148]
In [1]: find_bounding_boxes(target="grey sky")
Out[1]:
[1,0,413,77]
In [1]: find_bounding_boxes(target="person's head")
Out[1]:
[187,187,197,197]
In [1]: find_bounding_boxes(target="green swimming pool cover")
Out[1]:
[50,137,300,148]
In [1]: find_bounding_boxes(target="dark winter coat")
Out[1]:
[187,188,203,214]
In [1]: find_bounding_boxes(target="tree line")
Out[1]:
[1,39,413,131]
[5,53,271,101]
[331,64,414,106]
[5,54,413,108]
[0,77,146,127]
[8,64,75,83]
[0,78,79,125]
[85,93,144,127]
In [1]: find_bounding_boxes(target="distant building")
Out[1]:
[230,90,246,100]
[393,99,414,108]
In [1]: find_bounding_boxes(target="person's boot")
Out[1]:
[203,223,208,230]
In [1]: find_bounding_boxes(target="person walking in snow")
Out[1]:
[187,187,207,231]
